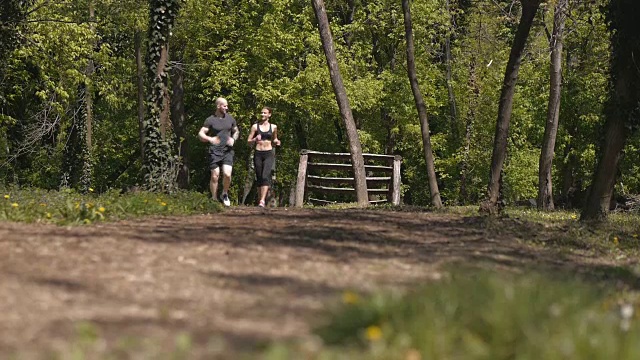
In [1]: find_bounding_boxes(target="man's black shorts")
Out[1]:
[209,148,234,169]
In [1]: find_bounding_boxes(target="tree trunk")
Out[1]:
[460,55,478,204]
[143,0,180,191]
[581,118,627,220]
[311,0,369,207]
[383,110,396,155]
[85,0,94,151]
[158,45,170,139]
[480,0,541,214]
[444,0,459,145]
[401,0,442,208]
[80,0,95,192]
[294,117,308,150]
[538,0,567,211]
[170,62,189,189]
[582,0,639,221]
[135,30,145,162]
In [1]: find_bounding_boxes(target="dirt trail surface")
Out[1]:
[0,207,620,358]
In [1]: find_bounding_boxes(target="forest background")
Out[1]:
[1,0,637,212]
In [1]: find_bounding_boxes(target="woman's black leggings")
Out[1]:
[254,150,275,186]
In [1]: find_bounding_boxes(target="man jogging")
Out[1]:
[198,97,239,206]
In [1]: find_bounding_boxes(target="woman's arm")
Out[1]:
[247,124,258,145]
[272,125,280,146]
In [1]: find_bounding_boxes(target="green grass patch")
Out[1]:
[502,207,640,256]
[265,269,640,359]
[0,187,221,225]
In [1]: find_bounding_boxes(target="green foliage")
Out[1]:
[502,145,539,202]
[0,187,220,225]
[268,269,640,359]
[1,0,637,208]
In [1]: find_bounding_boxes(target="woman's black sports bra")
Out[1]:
[257,123,273,141]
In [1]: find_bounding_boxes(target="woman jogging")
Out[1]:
[247,107,280,207]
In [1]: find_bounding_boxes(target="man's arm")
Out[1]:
[198,127,219,144]
[198,127,210,143]
[231,124,240,141]
[226,123,239,146]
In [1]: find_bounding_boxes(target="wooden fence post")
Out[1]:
[392,155,402,205]
[294,150,309,207]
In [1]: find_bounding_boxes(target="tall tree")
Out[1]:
[401,0,442,208]
[170,61,189,189]
[0,0,34,123]
[311,0,369,207]
[444,0,459,144]
[581,0,640,221]
[480,0,542,214]
[460,52,479,204]
[538,0,568,210]
[135,30,146,162]
[142,0,180,191]
[0,0,33,63]
[79,0,96,192]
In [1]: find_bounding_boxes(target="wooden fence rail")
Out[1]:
[294,150,401,207]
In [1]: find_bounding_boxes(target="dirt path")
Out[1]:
[0,207,628,358]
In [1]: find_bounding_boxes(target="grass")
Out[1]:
[11,322,203,360]
[0,187,222,225]
[264,269,640,360]
[501,207,640,257]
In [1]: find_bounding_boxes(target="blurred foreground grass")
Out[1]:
[265,269,640,360]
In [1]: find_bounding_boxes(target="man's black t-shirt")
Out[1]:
[203,113,236,153]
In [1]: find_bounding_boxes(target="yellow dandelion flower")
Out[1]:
[365,325,382,341]
[161,202,167,206]
[342,291,359,304]
[11,203,18,208]
[3,195,9,199]
[89,188,94,192]
[98,207,106,213]
[46,212,52,219]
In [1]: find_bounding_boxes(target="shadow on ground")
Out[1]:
[0,207,638,358]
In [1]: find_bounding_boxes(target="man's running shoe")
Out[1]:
[220,193,231,207]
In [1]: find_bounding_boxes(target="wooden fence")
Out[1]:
[294,150,401,207]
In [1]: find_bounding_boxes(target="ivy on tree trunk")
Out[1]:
[143,0,181,192]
